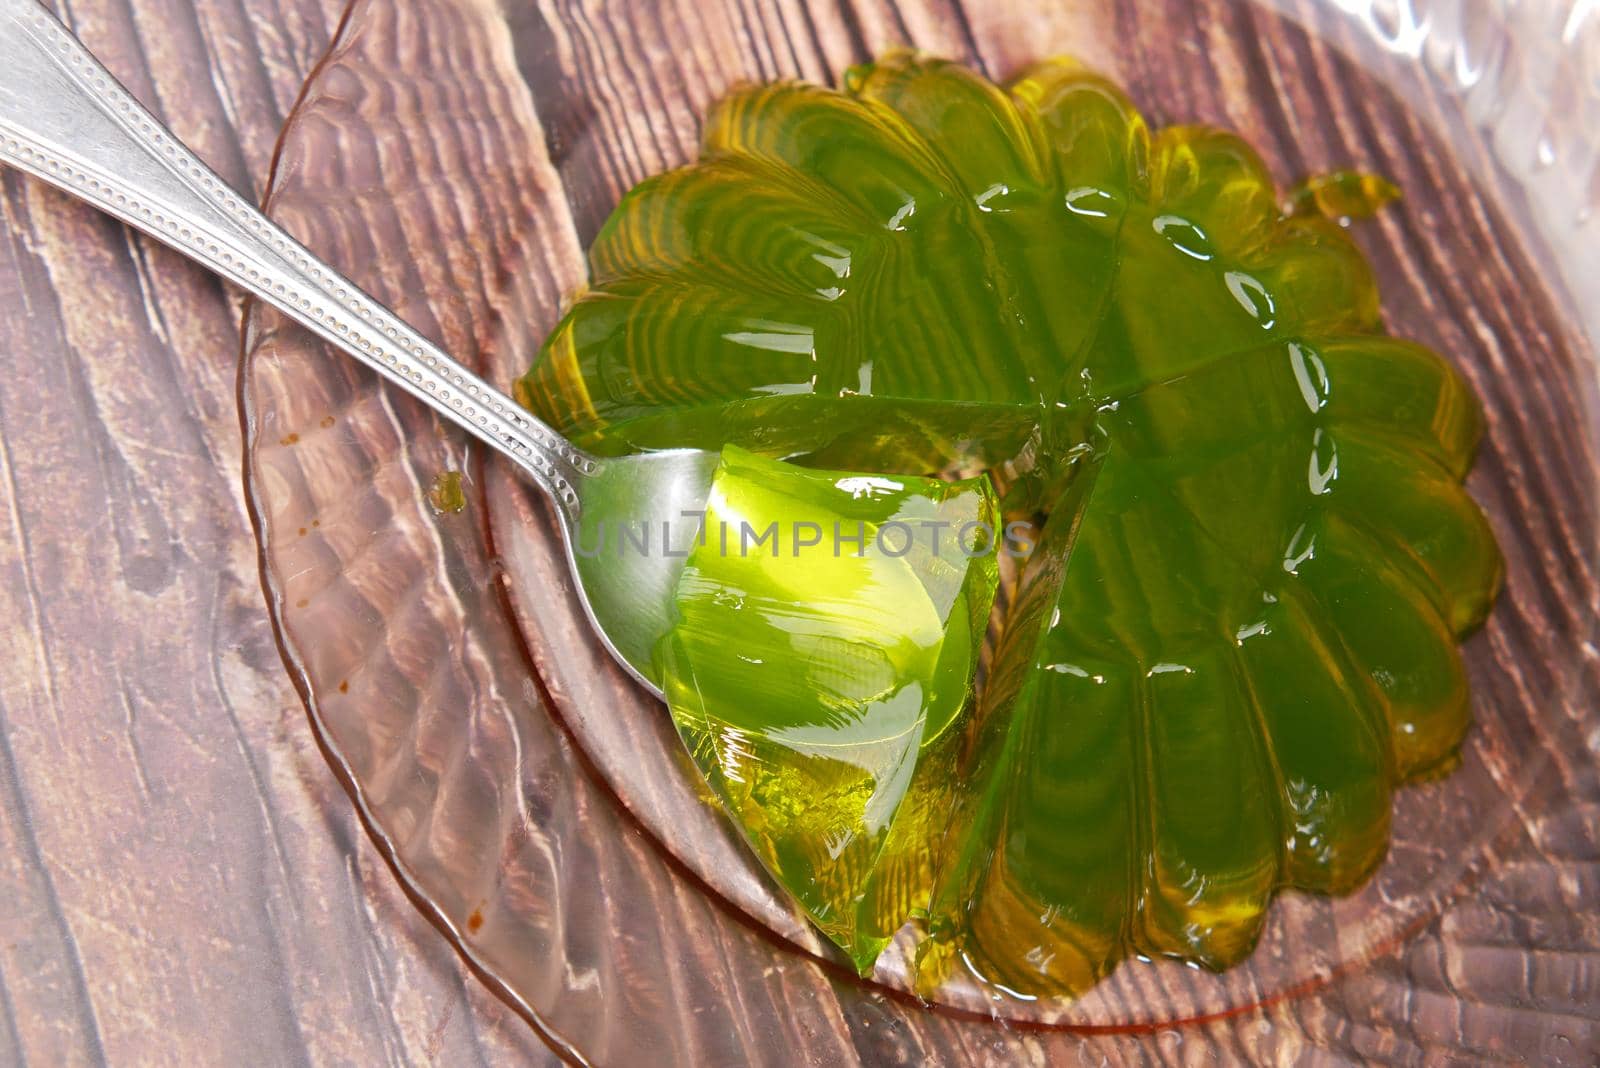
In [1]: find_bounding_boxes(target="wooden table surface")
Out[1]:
[0,0,558,1062]
[3,0,1597,1064]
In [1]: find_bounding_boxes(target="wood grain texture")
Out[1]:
[0,1,558,1064]
[242,0,1598,1064]
[0,0,1593,1064]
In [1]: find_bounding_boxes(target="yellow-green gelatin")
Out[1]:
[657,446,999,970]
[523,51,1505,997]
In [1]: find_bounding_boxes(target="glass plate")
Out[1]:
[240,0,1600,1061]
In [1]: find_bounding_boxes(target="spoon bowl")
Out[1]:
[570,447,721,689]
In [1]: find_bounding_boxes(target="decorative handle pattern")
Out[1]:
[0,0,594,513]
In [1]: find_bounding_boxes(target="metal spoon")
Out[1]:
[0,0,714,695]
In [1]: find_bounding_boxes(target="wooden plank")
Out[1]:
[0,0,560,1063]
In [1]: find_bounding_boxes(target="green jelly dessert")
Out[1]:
[657,446,999,969]
[520,52,1503,996]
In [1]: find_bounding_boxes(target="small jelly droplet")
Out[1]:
[429,470,467,514]
[1287,170,1400,221]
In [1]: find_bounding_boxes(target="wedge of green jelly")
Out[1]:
[656,446,1000,970]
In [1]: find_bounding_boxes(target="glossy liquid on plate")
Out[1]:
[519,53,1503,996]
[656,446,998,969]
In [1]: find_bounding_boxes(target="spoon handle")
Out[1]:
[0,0,594,510]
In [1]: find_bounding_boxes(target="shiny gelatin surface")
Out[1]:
[520,53,1503,996]
[657,446,998,969]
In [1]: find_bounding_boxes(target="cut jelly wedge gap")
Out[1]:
[920,455,1139,998]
